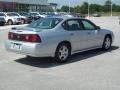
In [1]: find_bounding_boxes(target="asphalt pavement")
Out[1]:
[0,17,120,90]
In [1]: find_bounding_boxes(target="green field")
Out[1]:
[87,12,120,17]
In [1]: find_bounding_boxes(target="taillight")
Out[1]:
[8,32,41,43]
[8,32,14,39]
[24,34,41,43]
[31,34,40,42]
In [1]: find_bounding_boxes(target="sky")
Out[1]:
[48,0,120,7]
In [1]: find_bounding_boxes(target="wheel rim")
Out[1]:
[21,20,24,24]
[104,37,111,49]
[58,45,69,61]
[8,21,12,25]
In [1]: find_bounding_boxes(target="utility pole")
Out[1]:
[88,0,90,18]
[69,1,70,13]
[111,0,113,16]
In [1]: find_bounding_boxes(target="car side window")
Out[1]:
[62,19,82,31]
[82,20,96,30]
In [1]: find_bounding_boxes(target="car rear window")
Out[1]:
[26,18,63,29]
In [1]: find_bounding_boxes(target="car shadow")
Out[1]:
[15,46,119,68]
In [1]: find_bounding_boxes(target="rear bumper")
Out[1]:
[5,40,54,57]
[25,19,33,23]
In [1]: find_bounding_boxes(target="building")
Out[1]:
[50,3,58,12]
[0,0,48,12]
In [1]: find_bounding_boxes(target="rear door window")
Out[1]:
[62,19,83,31]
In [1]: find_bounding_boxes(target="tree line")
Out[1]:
[57,0,120,14]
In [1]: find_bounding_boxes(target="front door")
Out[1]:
[62,19,90,52]
[80,19,102,48]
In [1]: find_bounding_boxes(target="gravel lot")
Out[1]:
[0,17,120,90]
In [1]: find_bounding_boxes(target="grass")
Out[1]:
[101,12,120,16]
[86,12,120,17]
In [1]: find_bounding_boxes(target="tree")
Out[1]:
[90,4,102,13]
[74,6,81,13]
[60,5,74,12]
[103,0,112,12]
[105,0,112,6]
[61,6,69,12]
[59,1,120,14]
[80,2,88,14]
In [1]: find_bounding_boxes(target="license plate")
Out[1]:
[11,43,22,50]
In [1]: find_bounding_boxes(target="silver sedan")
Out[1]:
[5,17,114,63]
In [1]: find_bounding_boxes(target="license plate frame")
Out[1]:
[11,43,22,50]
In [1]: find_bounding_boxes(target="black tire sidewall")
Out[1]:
[8,20,13,25]
[102,36,112,50]
[55,43,71,63]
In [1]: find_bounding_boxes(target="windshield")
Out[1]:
[19,12,28,16]
[7,13,19,16]
[26,18,63,29]
[29,13,39,16]
[0,13,5,16]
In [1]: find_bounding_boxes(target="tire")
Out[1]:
[55,43,71,63]
[7,20,13,25]
[102,35,112,50]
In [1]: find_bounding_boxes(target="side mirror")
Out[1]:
[96,26,101,30]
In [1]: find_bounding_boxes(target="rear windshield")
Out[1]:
[26,18,63,29]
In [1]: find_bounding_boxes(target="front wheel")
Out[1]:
[7,20,13,25]
[21,19,25,24]
[55,43,71,63]
[102,36,112,50]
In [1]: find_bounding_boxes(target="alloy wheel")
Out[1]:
[55,44,70,63]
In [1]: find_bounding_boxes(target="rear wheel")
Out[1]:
[55,43,71,63]
[102,36,112,50]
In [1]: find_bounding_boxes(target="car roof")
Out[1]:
[46,16,86,20]
[29,12,39,13]
[0,12,7,14]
